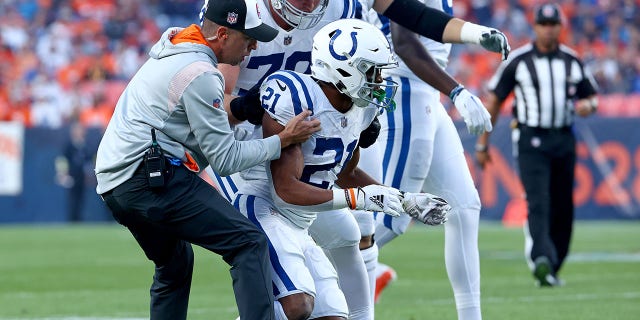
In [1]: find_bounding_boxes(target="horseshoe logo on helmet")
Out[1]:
[329,30,358,61]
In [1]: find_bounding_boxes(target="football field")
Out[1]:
[0,221,638,319]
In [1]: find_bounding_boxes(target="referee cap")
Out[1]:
[535,3,562,24]
[203,0,278,42]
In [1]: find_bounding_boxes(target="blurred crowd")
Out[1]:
[449,0,640,98]
[0,0,638,129]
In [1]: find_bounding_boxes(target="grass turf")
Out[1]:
[0,221,638,319]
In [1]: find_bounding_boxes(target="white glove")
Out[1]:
[343,185,403,217]
[460,22,511,60]
[401,192,451,226]
[451,86,492,135]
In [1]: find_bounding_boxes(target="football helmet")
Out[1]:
[270,0,329,30]
[311,19,398,110]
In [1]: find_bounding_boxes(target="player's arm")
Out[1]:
[263,115,334,206]
[371,0,510,60]
[475,92,504,169]
[335,148,380,188]
[390,22,457,96]
[337,147,450,225]
[390,22,491,135]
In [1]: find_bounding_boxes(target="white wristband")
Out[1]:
[460,22,487,45]
[332,188,356,210]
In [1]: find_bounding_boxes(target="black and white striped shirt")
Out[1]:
[488,43,598,129]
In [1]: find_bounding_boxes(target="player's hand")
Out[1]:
[278,110,321,148]
[229,82,264,125]
[351,185,403,216]
[452,88,492,135]
[401,192,451,225]
[479,29,510,60]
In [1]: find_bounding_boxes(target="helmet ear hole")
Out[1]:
[336,69,351,78]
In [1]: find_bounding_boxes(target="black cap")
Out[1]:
[535,3,562,24]
[203,0,278,42]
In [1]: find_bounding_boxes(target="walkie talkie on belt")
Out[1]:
[144,128,166,188]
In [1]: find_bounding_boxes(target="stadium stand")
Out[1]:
[0,0,637,128]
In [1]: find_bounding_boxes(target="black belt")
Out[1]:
[517,123,572,133]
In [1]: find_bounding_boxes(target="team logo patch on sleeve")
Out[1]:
[212,98,221,108]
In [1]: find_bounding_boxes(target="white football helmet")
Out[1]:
[270,0,329,30]
[311,19,398,110]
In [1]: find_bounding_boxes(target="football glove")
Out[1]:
[344,185,403,217]
[480,29,511,60]
[450,85,492,135]
[480,29,511,61]
[460,23,511,61]
[401,192,451,225]
[229,82,264,125]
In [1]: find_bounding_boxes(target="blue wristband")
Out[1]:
[449,84,465,102]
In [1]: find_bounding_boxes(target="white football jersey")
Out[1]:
[231,0,359,95]
[359,0,452,79]
[239,70,378,228]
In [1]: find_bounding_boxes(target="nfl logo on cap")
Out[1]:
[227,12,238,24]
[542,5,555,18]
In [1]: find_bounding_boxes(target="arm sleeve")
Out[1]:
[182,71,281,176]
[382,0,452,43]
[575,59,598,98]
[488,58,519,101]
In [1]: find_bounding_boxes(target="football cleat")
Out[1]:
[533,256,563,287]
[375,263,397,303]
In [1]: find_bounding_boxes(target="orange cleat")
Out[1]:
[374,263,397,303]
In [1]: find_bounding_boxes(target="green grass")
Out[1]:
[0,221,638,319]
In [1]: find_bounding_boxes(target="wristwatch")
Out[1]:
[589,97,598,112]
[475,144,488,152]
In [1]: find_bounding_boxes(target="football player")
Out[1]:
[233,19,449,320]
[200,1,380,318]
[358,2,490,319]
[199,0,509,317]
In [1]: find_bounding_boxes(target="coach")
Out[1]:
[94,0,319,319]
[475,3,598,287]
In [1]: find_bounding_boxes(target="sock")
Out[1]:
[325,245,373,320]
[444,207,482,320]
[360,244,379,307]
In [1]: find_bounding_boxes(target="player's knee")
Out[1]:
[406,139,433,182]
[444,186,481,212]
[353,210,375,237]
[280,293,314,320]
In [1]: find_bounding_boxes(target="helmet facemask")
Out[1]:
[271,0,329,30]
[351,58,398,111]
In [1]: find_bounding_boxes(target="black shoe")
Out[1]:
[533,256,556,287]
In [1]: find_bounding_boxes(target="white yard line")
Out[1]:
[420,291,640,305]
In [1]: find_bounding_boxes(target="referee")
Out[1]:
[475,3,598,287]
